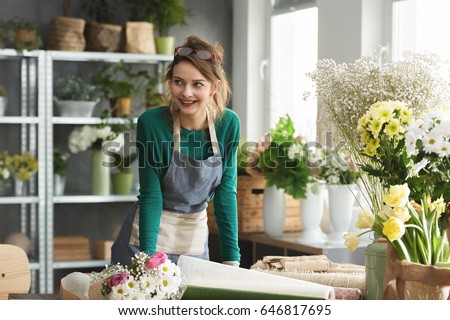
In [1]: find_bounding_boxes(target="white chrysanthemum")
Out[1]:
[423,131,444,155]
[409,158,429,177]
[109,280,136,300]
[129,291,146,300]
[159,273,180,296]
[139,274,159,297]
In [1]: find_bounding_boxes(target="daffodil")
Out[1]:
[383,184,410,207]
[343,232,360,252]
[355,210,375,229]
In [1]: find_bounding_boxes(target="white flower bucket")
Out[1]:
[54,98,99,117]
[0,96,7,116]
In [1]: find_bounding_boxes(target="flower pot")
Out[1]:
[296,182,326,244]
[155,36,175,55]
[54,98,99,117]
[109,97,132,117]
[124,21,156,54]
[0,96,6,116]
[14,179,26,196]
[263,185,286,238]
[111,172,133,195]
[86,21,121,52]
[14,28,38,51]
[384,242,450,300]
[48,16,86,51]
[327,183,357,245]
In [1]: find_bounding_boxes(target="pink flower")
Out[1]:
[145,251,167,270]
[108,272,128,287]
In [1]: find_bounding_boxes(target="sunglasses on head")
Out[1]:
[174,46,216,61]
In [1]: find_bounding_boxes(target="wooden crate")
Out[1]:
[53,235,91,261]
[208,175,303,233]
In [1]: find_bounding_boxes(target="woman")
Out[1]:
[111,36,241,267]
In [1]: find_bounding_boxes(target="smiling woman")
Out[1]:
[111,35,241,269]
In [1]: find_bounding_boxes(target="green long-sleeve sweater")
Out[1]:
[136,106,241,262]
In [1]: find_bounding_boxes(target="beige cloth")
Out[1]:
[251,255,366,291]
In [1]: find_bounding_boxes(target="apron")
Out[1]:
[111,109,223,266]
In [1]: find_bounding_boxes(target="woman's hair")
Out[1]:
[164,35,231,121]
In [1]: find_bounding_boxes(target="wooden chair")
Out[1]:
[0,244,31,299]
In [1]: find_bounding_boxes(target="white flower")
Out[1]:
[409,158,429,177]
[1,168,10,180]
[287,143,302,160]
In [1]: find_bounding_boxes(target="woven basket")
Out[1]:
[86,21,121,52]
[48,16,85,51]
[124,21,155,54]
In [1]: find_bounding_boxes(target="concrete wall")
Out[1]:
[0,0,232,253]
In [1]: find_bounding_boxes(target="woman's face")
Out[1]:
[169,61,215,119]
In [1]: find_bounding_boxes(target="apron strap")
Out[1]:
[172,108,221,157]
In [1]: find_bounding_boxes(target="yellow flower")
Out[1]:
[399,107,413,125]
[355,210,375,229]
[360,129,371,144]
[384,118,404,138]
[357,115,370,132]
[383,217,406,241]
[343,232,360,252]
[368,119,383,138]
[390,206,410,222]
[428,196,446,215]
[377,206,391,221]
[372,104,394,123]
[383,184,410,207]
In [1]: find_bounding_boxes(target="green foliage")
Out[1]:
[53,150,70,176]
[126,0,194,36]
[55,75,101,101]
[81,0,115,24]
[258,115,313,200]
[92,60,147,99]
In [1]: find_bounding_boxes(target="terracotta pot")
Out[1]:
[110,97,132,117]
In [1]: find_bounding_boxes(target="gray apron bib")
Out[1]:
[111,109,222,265]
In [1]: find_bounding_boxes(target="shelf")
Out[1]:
[29,261,40,270]
[53,195,138,203]
[0,49,39,59]
[52,116,138,125]
[47,50,173,63]
[0,116,40,124]
[0,196,40,204]
[52,259,110,269]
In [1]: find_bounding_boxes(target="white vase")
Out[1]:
[53,174,66,196]
[0,96,7,116]
[54,98,99,117]
[263,185,286,238]
[296,182,326,244]
[327,183,357,245]
[14,179,26,196]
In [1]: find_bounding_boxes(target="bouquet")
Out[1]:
[319,147,359,185]
[345,184,449,266]
[53,149,70,176]
[0,151,11,182]
[5,151,38,181]
[250,115,316,200]
[91,251,184,300]
[68,125,124,154]
[405,106,450,202]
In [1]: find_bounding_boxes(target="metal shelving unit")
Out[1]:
[0,49,46,293]
[44,50,171,293]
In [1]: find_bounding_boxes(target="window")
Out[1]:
[393,0,450,60]
[270,5,318,141]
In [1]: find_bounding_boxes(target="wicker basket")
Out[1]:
[124,21,156,54]
[86,21,121,52]
[48,16,86,51]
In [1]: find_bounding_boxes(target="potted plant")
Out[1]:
[0,151,12,196]
[123,0,156,54]
[126,0,194,54]
[109,150,137,195]
[0,84,7,116]
[91,61,146,117]
[53,149,70,196]
[9,18,42,52]
[141,70,166,110]
[5,151,38,196]
[48,0,86,52]
[0,20,13,49]
[80,0,122,52]
[54,74,101,117]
